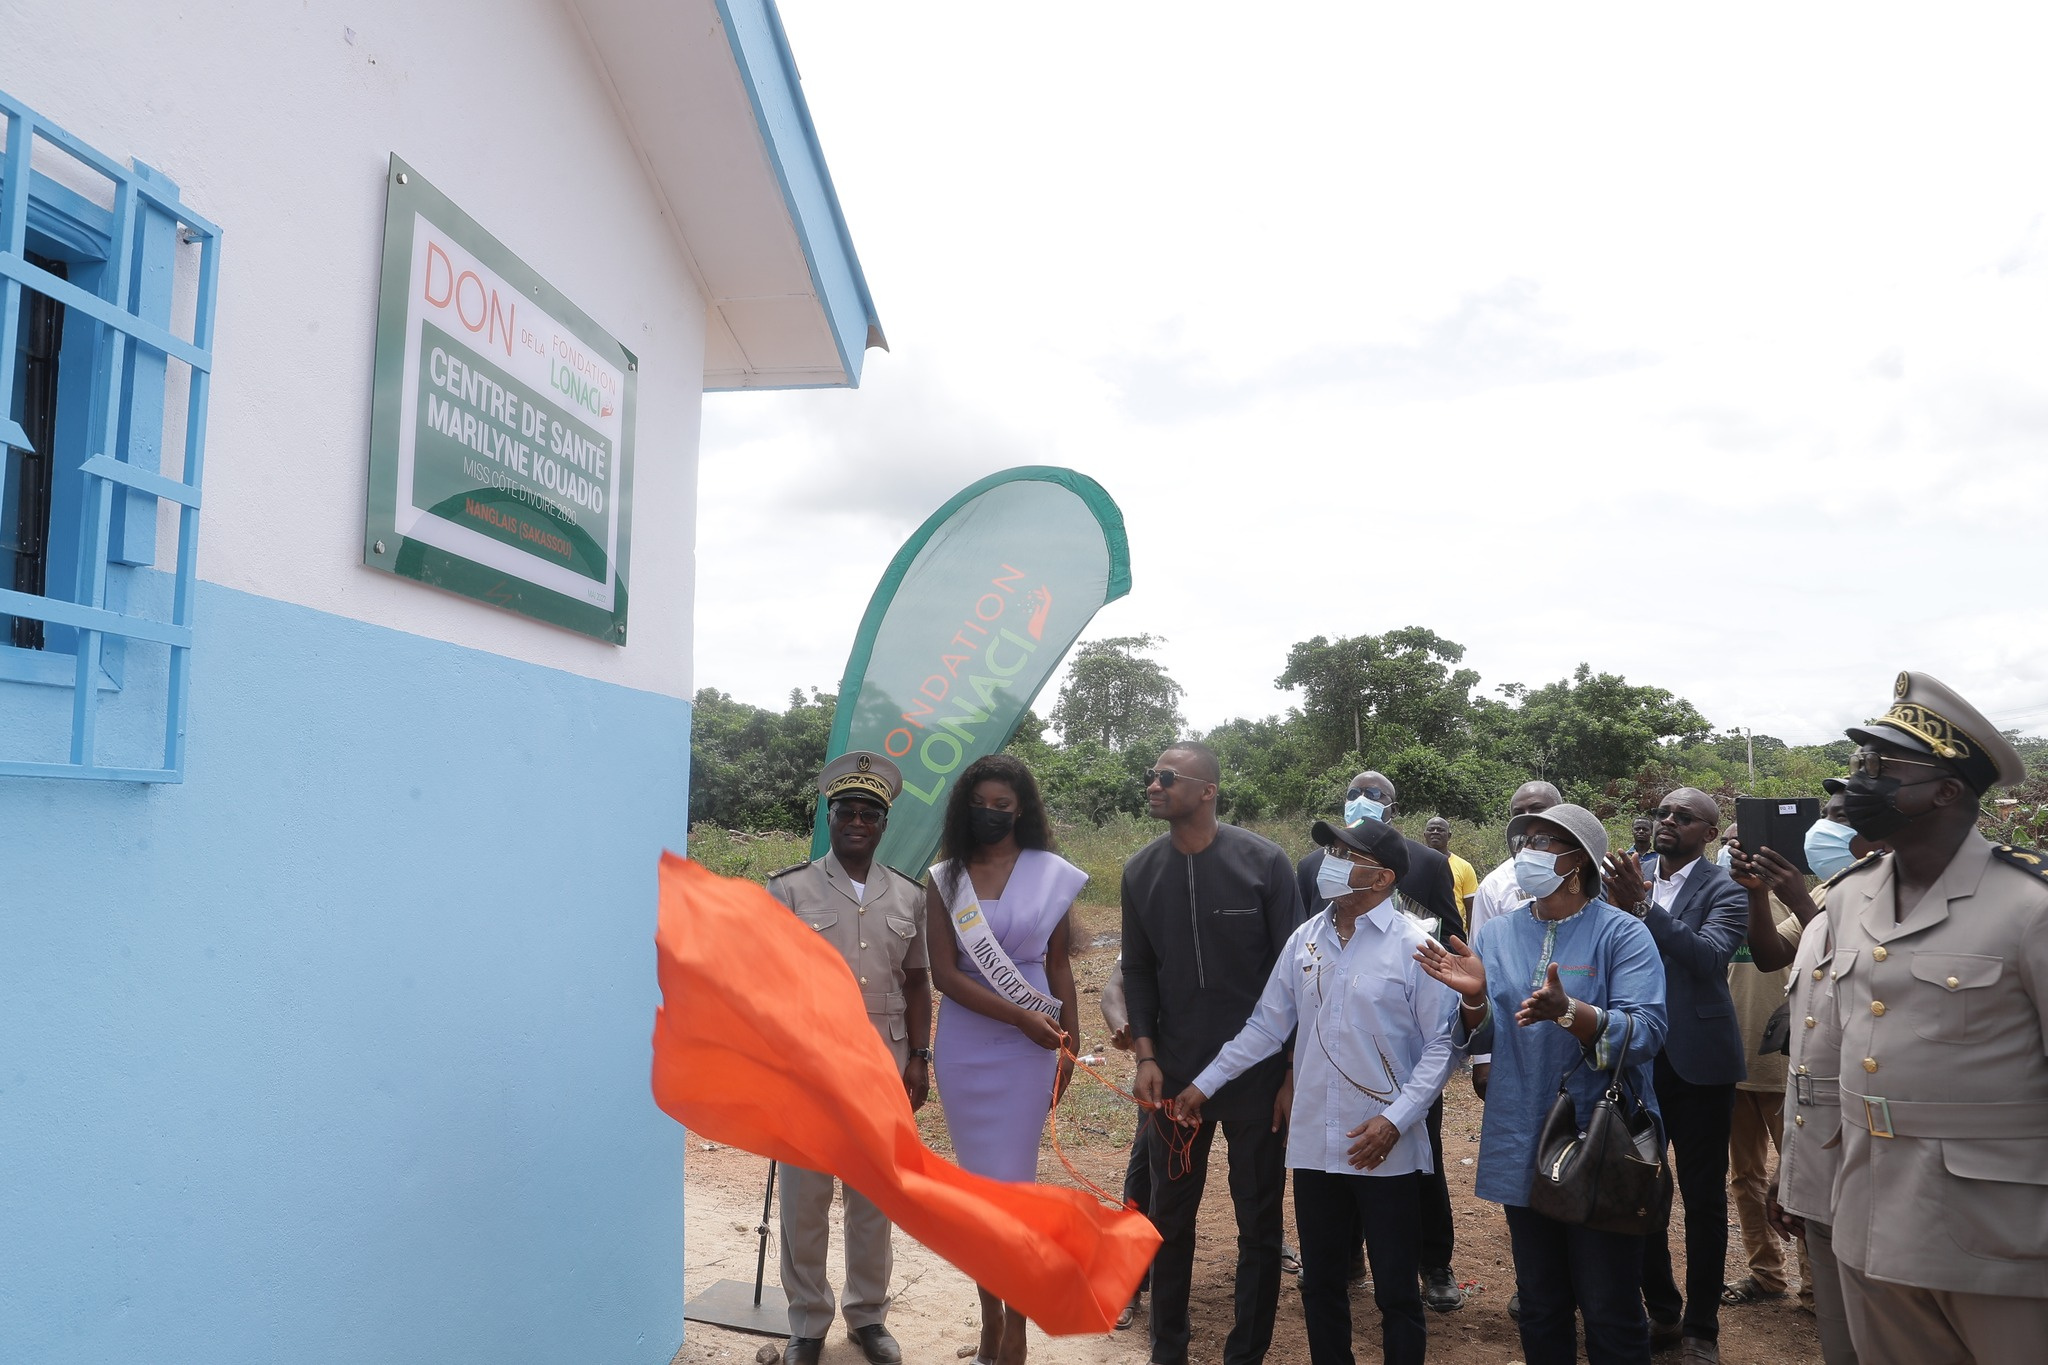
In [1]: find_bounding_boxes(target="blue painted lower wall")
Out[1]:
[0,582,691,1364]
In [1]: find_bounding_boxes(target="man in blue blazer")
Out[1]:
[1604,789,1749,1364]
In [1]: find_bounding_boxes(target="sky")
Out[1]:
[694,4,2048,746]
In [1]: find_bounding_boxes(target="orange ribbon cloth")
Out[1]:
[651,853,1159,1335]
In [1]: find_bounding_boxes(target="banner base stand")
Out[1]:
[684,1279,790,1337]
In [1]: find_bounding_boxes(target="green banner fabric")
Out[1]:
[812,467,1131,876]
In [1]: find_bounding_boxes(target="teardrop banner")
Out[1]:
[812,467,1131,874]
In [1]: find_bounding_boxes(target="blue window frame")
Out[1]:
[0,89,221,781]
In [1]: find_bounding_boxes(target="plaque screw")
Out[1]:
[373,540,386,555]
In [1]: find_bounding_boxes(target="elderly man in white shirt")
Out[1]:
[1172,816,1457,1365]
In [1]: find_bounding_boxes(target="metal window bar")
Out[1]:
[0,90,220,781]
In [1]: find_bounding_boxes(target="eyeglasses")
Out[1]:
[1144,769,1209,789]
[1652,806,1710,827]
[1520,833,1578,852]
[830,801,886,826]
[1848,749,1945,781]
[1345,786,1390,803]
[1330,849,1388,869]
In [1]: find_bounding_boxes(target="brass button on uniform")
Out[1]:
[860,976,868,985]
[1872,1001,1887,1017]
[1805,1016,1817,1029]
[1873,946,1889,962]
[1813,968,1825,980]
[859,941,867,949]
[1797,1065,1808,1074]
[1794,1114,1806,1127]
[1947,976,1960,989]
[1864,1057,1879,1073]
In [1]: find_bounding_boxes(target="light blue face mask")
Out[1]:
[1317,852,1359,903]
[1513,848,1566,899]
[1804,818,1859,881]
[1345,793,1386,826]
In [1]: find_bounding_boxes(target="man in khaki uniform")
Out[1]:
[767,752,933,1365]
[1733,781,1883,1365]
[1821,673,2048,1365]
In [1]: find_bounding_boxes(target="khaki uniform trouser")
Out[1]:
[778,1163,893,1338]
[1803,1219,1858,1365]
[1728,1087,1813,1299]
[1842,1260,2048,1365]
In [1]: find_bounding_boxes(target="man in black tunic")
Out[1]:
[1124,741,1302,1365]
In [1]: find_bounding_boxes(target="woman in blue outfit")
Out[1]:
[1414,803,1667,1365]
[925,754,1087,1365]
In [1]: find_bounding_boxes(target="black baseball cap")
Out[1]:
[1311,816,1410,880]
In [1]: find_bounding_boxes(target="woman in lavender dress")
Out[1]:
[926,754,1087,1365]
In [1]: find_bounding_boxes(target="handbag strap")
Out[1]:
[1553,1007,1635,1100]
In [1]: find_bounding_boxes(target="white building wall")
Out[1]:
[0,0,704,700]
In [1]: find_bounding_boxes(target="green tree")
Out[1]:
[1049,634,1186,749]
[1474,664,1709,797]
[1274,627,1480,771]
[688,687,837,831]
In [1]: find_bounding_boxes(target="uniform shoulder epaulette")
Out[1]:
[1818,852,1885,892]
[1991,843,2048,885]
[883,863,925,888]
[766,860,811,879]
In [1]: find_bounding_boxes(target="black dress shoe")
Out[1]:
[1422,1266,1465,1312]
[848,1323,903,1364]
[783,1338,824,1365]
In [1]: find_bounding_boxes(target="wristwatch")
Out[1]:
[1556,998,1578,1030]
[909,1047,933,1062]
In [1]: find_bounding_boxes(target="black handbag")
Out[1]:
[1527,1012,1669,1236]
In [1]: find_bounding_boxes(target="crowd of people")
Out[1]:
[763,671,2047,1365]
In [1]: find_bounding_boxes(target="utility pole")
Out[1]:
[1744,727,1755,788]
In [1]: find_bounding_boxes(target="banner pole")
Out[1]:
[754,1160,778,1306]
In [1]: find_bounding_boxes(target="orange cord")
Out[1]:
[1046,1044,1200,1209]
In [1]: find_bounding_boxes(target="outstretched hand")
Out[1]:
[1414,934,1487,1005]
[1516,962,1573,1027]
[1602,850,1648,912]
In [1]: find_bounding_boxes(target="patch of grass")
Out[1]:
[685,824,813,882]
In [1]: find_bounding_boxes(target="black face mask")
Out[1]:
[1839,771,1945,841]
[968,807,1017,846]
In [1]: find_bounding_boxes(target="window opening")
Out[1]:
[3,253,64,648]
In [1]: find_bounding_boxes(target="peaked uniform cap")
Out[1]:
[1846,671,2025,792]
[819,750,902,807]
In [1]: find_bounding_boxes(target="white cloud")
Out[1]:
[694,3,2048,749]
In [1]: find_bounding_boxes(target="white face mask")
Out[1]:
[1345,793,1386,826]
[1513,848,1569,899]
[1317,852,1360,903]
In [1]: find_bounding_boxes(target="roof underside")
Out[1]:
[568,0,885,389]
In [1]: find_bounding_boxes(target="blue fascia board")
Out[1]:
[713,0,886,387]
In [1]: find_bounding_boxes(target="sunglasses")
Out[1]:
[1144,768,1209,790]
[1345,786,1390,803]
[1520,833,1579,852]
[1652,806,1711,827]
[830,801,886,826]
[1848,749,1946,781]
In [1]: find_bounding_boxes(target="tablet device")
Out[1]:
[1736,796,1820,876]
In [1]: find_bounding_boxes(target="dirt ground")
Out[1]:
[674,906,1824,1365]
